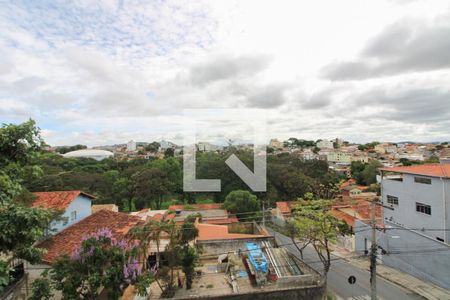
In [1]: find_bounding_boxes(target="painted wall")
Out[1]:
[355,220,450,290]
[382,174,450,242]
[50,195,92,233]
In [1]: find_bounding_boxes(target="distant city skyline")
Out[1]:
[1,0,450,146]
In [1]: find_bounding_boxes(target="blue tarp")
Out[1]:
[246,243,268,273]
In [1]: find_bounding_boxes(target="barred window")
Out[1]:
[386,195,399,205]
[414,177,431,184]
[416,202,431,215]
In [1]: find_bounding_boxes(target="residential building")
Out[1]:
[269,138,284,150]
[25,210,143,298]
[197,142,223,152]
[380,163,450,243]
[144,219,325,300]
[127,139,136,152]
[31,191,95,233]
[354,161,450,289]
[326,151,352,164]
[316,139,333,149]
[272,201,299,225]
[374,143,398,154]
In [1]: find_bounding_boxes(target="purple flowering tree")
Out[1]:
[49,228,154,299]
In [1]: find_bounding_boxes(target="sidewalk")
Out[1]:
[333,247,450,300]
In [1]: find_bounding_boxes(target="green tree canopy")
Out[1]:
[222,190,260,221]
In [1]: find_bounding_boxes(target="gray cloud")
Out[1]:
[245,84,287,108]
[322,19,450,80]
[354,87,450,123]
[189,54,272,86]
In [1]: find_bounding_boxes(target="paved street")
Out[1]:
[268,228,425,300]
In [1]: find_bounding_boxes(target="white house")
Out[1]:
[127,139,137,152]
[32,191,95,233]
[380,163,450,243]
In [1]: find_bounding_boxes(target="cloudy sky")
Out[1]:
[1,0,450,146]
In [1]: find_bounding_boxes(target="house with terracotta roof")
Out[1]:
[24,210,143,297]
[380,162,450,243]
[32,191,96,233]
[273,201,299,225]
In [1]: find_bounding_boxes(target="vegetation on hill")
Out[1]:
[23,139,342,211]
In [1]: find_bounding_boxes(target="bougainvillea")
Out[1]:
[49,228,153,299]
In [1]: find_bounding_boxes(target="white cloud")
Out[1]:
[1,0,450,145]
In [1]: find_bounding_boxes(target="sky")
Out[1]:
[1,0,450,146]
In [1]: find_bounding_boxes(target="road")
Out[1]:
[268,228,425,300]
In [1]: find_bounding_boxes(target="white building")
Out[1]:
[127,139,137,152]
[63,149,114,160]
[380,163,450,243]
[316,140,334,149]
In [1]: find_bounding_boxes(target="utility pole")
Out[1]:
[370,199,377,300]
[262,199,266,227]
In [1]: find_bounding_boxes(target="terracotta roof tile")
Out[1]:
[275,201,299,214]
[381,164,450,178]
[194,219,265,241]
[36,210,142,264]
[91,204,118,213]
[32,191,96,210]
[168,203,222,211]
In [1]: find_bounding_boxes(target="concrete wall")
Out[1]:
[355,220,450,289]
[159,281,326,300]
[381,174,450,242]
[197,237,275,256]
[51,195,92,233]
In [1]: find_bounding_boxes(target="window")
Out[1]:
[416,202,431,215]
[71,211,77,221]
[386,195,399,205]
[414,177,431,184]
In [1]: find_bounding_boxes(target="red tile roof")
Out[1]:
[194,219,265,241]
[32,191,96,210]
[275,201,299,214]
[331,200,382,228]
[36,210,142,264]
[168,203,222,211]
[381,164,450,178]
[91,204,118,213]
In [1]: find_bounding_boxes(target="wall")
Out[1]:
[382,174,450,242]
[197,237,275,256]
[159,281,326,300]
[51,195,92,233]
[355,220,450,289]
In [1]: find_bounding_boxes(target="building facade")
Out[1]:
[32,191,95,233]
[380,163,450,243]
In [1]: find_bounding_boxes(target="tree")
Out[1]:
[222,190,260,221]
[145,142,160,153]
[164,148,175,158]
[30,276,53,300]
[49,228,148,299]
[0,120,56,291]
[132,168,171,209]
[179,221,199,290]
[291,200,343,274]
